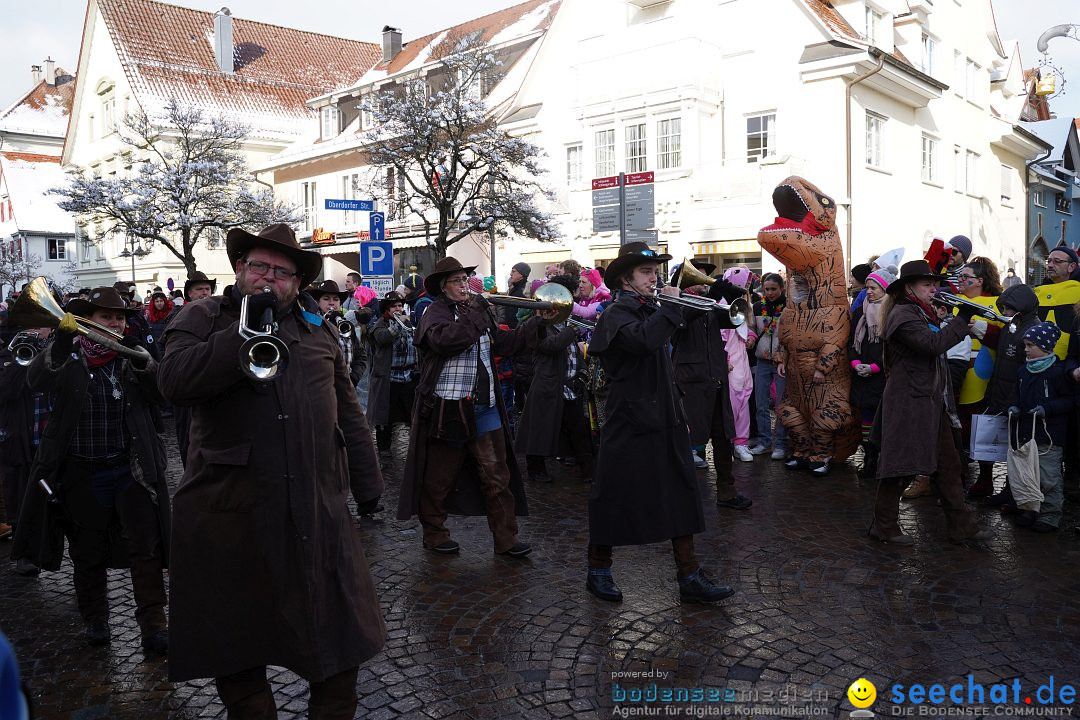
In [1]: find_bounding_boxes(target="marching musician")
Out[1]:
[310,279,367,386]
[11,287,170,652]
[398,256,538,558]
[159,224,385,716]
[584,242,735,604]
[368,291,418,461]
[515,275,594,484]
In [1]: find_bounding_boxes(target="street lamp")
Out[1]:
[118,234,148,284]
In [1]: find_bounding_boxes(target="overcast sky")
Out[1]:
[1,0,1077,119]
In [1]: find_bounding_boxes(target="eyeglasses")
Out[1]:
[958,274,978,283]
[444,276,469,286]
[1046,258,1072,265]
[244,260,299,280]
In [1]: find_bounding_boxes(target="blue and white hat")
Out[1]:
[1022,322,1061,355]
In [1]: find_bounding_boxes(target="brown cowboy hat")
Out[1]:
[604,242,672,285]
[424,256,478,296]
[886,260,947,295]
[112,280,137,300]
[226,223,322,285]
[183,271,217,297]
[308,279,351,302]
[379,291,406,314]
[66,287,140,318]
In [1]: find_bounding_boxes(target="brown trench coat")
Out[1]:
[872,302,968,479]
[158,288,385,683]
[397,295,535,521]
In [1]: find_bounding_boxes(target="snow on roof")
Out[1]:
[1020,118,1075,164]
[0,70,75,138]
[0,154,78,235]
[97,0,381,141]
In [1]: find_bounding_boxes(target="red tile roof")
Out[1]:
[799,0,915,68]
[0,152,61,164]
[364,0,560,78]
[95,0,381,140]
[0,69,75,137]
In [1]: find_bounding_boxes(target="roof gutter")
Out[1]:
[844,52,885,270]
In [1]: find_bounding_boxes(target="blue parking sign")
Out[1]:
[369,211,385,241]
[360,241,394,277]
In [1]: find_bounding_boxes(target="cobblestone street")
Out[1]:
[3,425,1079,719]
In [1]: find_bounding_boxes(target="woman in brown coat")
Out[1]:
[870,260,991,546]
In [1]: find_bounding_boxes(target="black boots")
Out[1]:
[857,444,878,480]
[678,569,735,603]
[586,571,623,602]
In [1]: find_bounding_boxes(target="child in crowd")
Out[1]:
[748,272,787,461]
[721,267,758,462]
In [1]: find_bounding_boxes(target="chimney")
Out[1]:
[31,65,42,86]
[214,7,234,74]
[44,57,55,86]
[382,26,402,63]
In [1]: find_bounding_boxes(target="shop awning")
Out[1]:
[692,240,760,255]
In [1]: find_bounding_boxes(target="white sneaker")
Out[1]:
[748,443,771,456]
[733,445,754,462]
[770,447,787,461]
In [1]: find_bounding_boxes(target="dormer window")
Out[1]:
[864,4,884,46]
[320,106,340,140]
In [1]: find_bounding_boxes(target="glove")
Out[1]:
[355,497,383,516]
[955,301,979,322]
[1007,405,1020,416]
[50,314,79,362]
[854,363,872,377]
[1032,405,1045,418]
[244,291,278,329]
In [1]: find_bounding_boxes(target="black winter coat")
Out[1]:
[985,284,1041,414]
[586,292,703,546]
[1014,360,1077,446]
[848,305,886,413]
[0,343,40,468]
[516,323,583,456]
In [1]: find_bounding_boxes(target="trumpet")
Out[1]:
[654,278,748,329]
[6,331,44,366]
[390,312,412,334]
[324,312,355,338]
[478,282,574,324]
[933,292,1014,324]
[567,316,595,331]
[238,288,290,381]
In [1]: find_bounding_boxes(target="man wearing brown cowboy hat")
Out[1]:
[585,242,735,604]
[309,279,367,386]
[11,287,171,653]
[183,270,216,302]
[158,223,386,716]
[368,291,418,461]
[398,255,539,558]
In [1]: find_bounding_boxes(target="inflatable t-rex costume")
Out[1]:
[757,177,860,466]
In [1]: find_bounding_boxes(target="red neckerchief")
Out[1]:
[762,214,829,237]
[76,336,119,367]
[901,293,940,327]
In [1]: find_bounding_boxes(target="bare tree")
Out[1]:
[361,32,559,259]
[51,100,300,276]
[0,250,42,299]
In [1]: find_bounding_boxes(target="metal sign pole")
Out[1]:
[618,172,626,245]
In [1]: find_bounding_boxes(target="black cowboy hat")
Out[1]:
[604,242,672,285]
[886,260,946,295]
[111,280,136,300]
[308,279,351,302]
[66,287,140,318]
[379,291,406,314]
[183,271,217,298]
[424,256,478,296]
[226,223,322,285]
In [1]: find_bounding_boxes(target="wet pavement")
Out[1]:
[3,425,1080,719]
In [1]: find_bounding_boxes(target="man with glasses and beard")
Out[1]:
[159,224,385,717]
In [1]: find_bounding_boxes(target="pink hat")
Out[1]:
[723,266,752,289]
[581,267,603,290]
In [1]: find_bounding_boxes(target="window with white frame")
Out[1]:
[566,144,583,186]
[301,181,318,231]
[594,128,615,177]
[320,106,340,139]
[1034,187,1046,207]
[954,51,964,97]
[1000,165,1013,205]
[921,134,938,184]
[746,113,776,163]
[625,123,647,173]
[101,94,116,134]
[865,111,886,169]
[965,59,979,102]
[48,238,67,260]
[360,94,374,130]
[864,5,884,46]
[921,33,936,76]
[657,118,681,169]
[965,150,979,195]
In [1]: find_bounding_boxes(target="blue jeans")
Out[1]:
[1037,444,1064,527]
[754,361,786,449]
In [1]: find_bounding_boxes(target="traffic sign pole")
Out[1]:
[618,172,626,245]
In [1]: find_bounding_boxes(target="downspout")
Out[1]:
[844,52,885,269]
[1024,145,1053,282]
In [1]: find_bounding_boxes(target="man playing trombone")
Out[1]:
[310,278,367,386]
[158,224,386,717]
[368,291,418,461]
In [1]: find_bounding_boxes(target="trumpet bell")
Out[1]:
[240,336,289,381]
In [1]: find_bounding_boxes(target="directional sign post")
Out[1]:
[369,211,385,241]
[591,172,656,245]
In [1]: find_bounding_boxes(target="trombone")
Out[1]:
[933,292,1014,324]
[238,288,290,381]
[8,277,150,363]
[476,282,574,324]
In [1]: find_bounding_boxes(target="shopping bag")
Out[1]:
[1007,414,1045,510]
[970,413,1008,462]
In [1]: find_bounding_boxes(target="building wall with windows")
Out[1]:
[1020,118,1080,283]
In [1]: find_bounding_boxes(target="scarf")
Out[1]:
[1027,355,1056,374]
[762,214,829,237]
[77,336,118,368]
[902,291,940,328]
[853,297,883,354]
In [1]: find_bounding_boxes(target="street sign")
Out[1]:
[624,229,658,243]
[359,241,394,276]
[369,211,385,241]
[623,183,655,230]
[325,198,375,211]
[362,276,394,296]
[592,204,620,233]
[590,172,656,243]
[591,187,620,206]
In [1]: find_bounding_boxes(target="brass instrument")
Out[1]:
[238,287,289,381]
[672,257,716,290]
[325,312,355,339]
[6,331,44,366]
[479,282,574,324]
[933,292,1014,324]
[567,316,595,331]
[8,276,150,363]
[390,312,412,334]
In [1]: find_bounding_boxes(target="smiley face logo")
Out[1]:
[847,678,876,709]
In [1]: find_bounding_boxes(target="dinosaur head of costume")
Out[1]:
[771,176,837,233]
